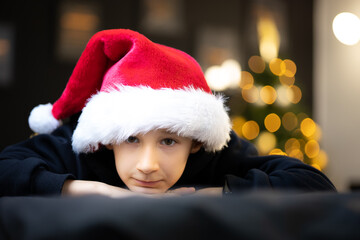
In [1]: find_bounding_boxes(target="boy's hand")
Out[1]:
[62,180,223,198]
[166,187,196,195]
[166,187,222,196]
[62,180,141,198]
[195,187,223,196]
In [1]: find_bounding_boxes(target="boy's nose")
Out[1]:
[136,147,160,174]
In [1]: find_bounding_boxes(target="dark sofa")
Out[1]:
[1,191,359,240]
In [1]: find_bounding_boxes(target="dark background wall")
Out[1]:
[0,0,313,150]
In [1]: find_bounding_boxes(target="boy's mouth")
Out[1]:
[132,178,162,187]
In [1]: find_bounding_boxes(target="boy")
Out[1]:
[0,29,335,197]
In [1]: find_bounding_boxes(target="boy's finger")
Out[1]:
[168,187,196,195]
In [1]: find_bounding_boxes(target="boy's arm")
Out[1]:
[62,180,140,197]
[220,133,336,193]
[175,131,336,195]
[224,156,337,193]
[0,123,79,196]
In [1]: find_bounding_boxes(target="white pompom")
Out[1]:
[28,103,61,134]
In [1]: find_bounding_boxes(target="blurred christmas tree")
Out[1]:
[203,6,328,171]
[228,56,328,171]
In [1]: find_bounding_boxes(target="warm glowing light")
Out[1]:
[232,116,246,137]
[242,120,260,140]
[256,132,277,154]
[305,140,320,158]
[285,138,300,154]
[242,86,259,103]
[222,59,242,87]
[282,112,298,131]
[332,12,360,46]
[311,163,321,171]
[269,58,286,76]
[279,75,295,86]
[283,59,297,77]
[311,124,322,141]
[260,85,277,104]
[61,12,99,31]
[269,148,287,156]
[312,150,328,169]
[257,16,280,62]
[301,118,317,137]
[205,59,242,91]
[289,149,304,161]
[276,86,291,106]
[264,113,281,133]
[239,71,254,89]
[205,66,223,91]
[205,59,241,91]
[248,56,266,73]
[0,39,10,57]
[288,85,302,104]
[269,58,297,78]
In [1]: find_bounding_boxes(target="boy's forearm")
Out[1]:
[62,180,141,198]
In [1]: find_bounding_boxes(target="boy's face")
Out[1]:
[110,130,201,194]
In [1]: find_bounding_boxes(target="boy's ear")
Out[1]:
[190,141,203,153]
[105,144,113,150]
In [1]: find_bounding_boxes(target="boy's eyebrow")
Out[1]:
[158,129,179,136]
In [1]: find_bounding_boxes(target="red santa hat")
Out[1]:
[28,29,231,153]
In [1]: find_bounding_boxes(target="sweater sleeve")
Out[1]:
[220,134,336,193]
[224,156,336,193]
[0,122,79,196]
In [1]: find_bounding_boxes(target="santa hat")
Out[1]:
[28,29,231,153]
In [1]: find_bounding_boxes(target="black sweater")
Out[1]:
[0,116,336,196]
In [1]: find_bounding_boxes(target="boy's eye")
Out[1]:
[161,138,176,146]
[126,136,139,143]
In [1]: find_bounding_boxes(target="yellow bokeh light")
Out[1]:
[311,150,328,169]
[304,123,323,141]
[257,15,280,62]
[239,71,254,89]
[242,86,259,103]
[276,86,291,106]
[260,85,277,104]
[242,120,260,140]
[256,132,277,155]
[264,113,281,133]
[311,163,321,171]
[305,140,320,158]
[269,148,287,156]
[288,148,304,161]
[311,124,322,141]
[248,56,266,73]
[283,59,297,77]
[301,118,317,138]
[232,116,246,137]
[279,75,295,86]
[288,85,302,104]
[285,138,301,154]
[282,112,298,131]
[269,58,286,76]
